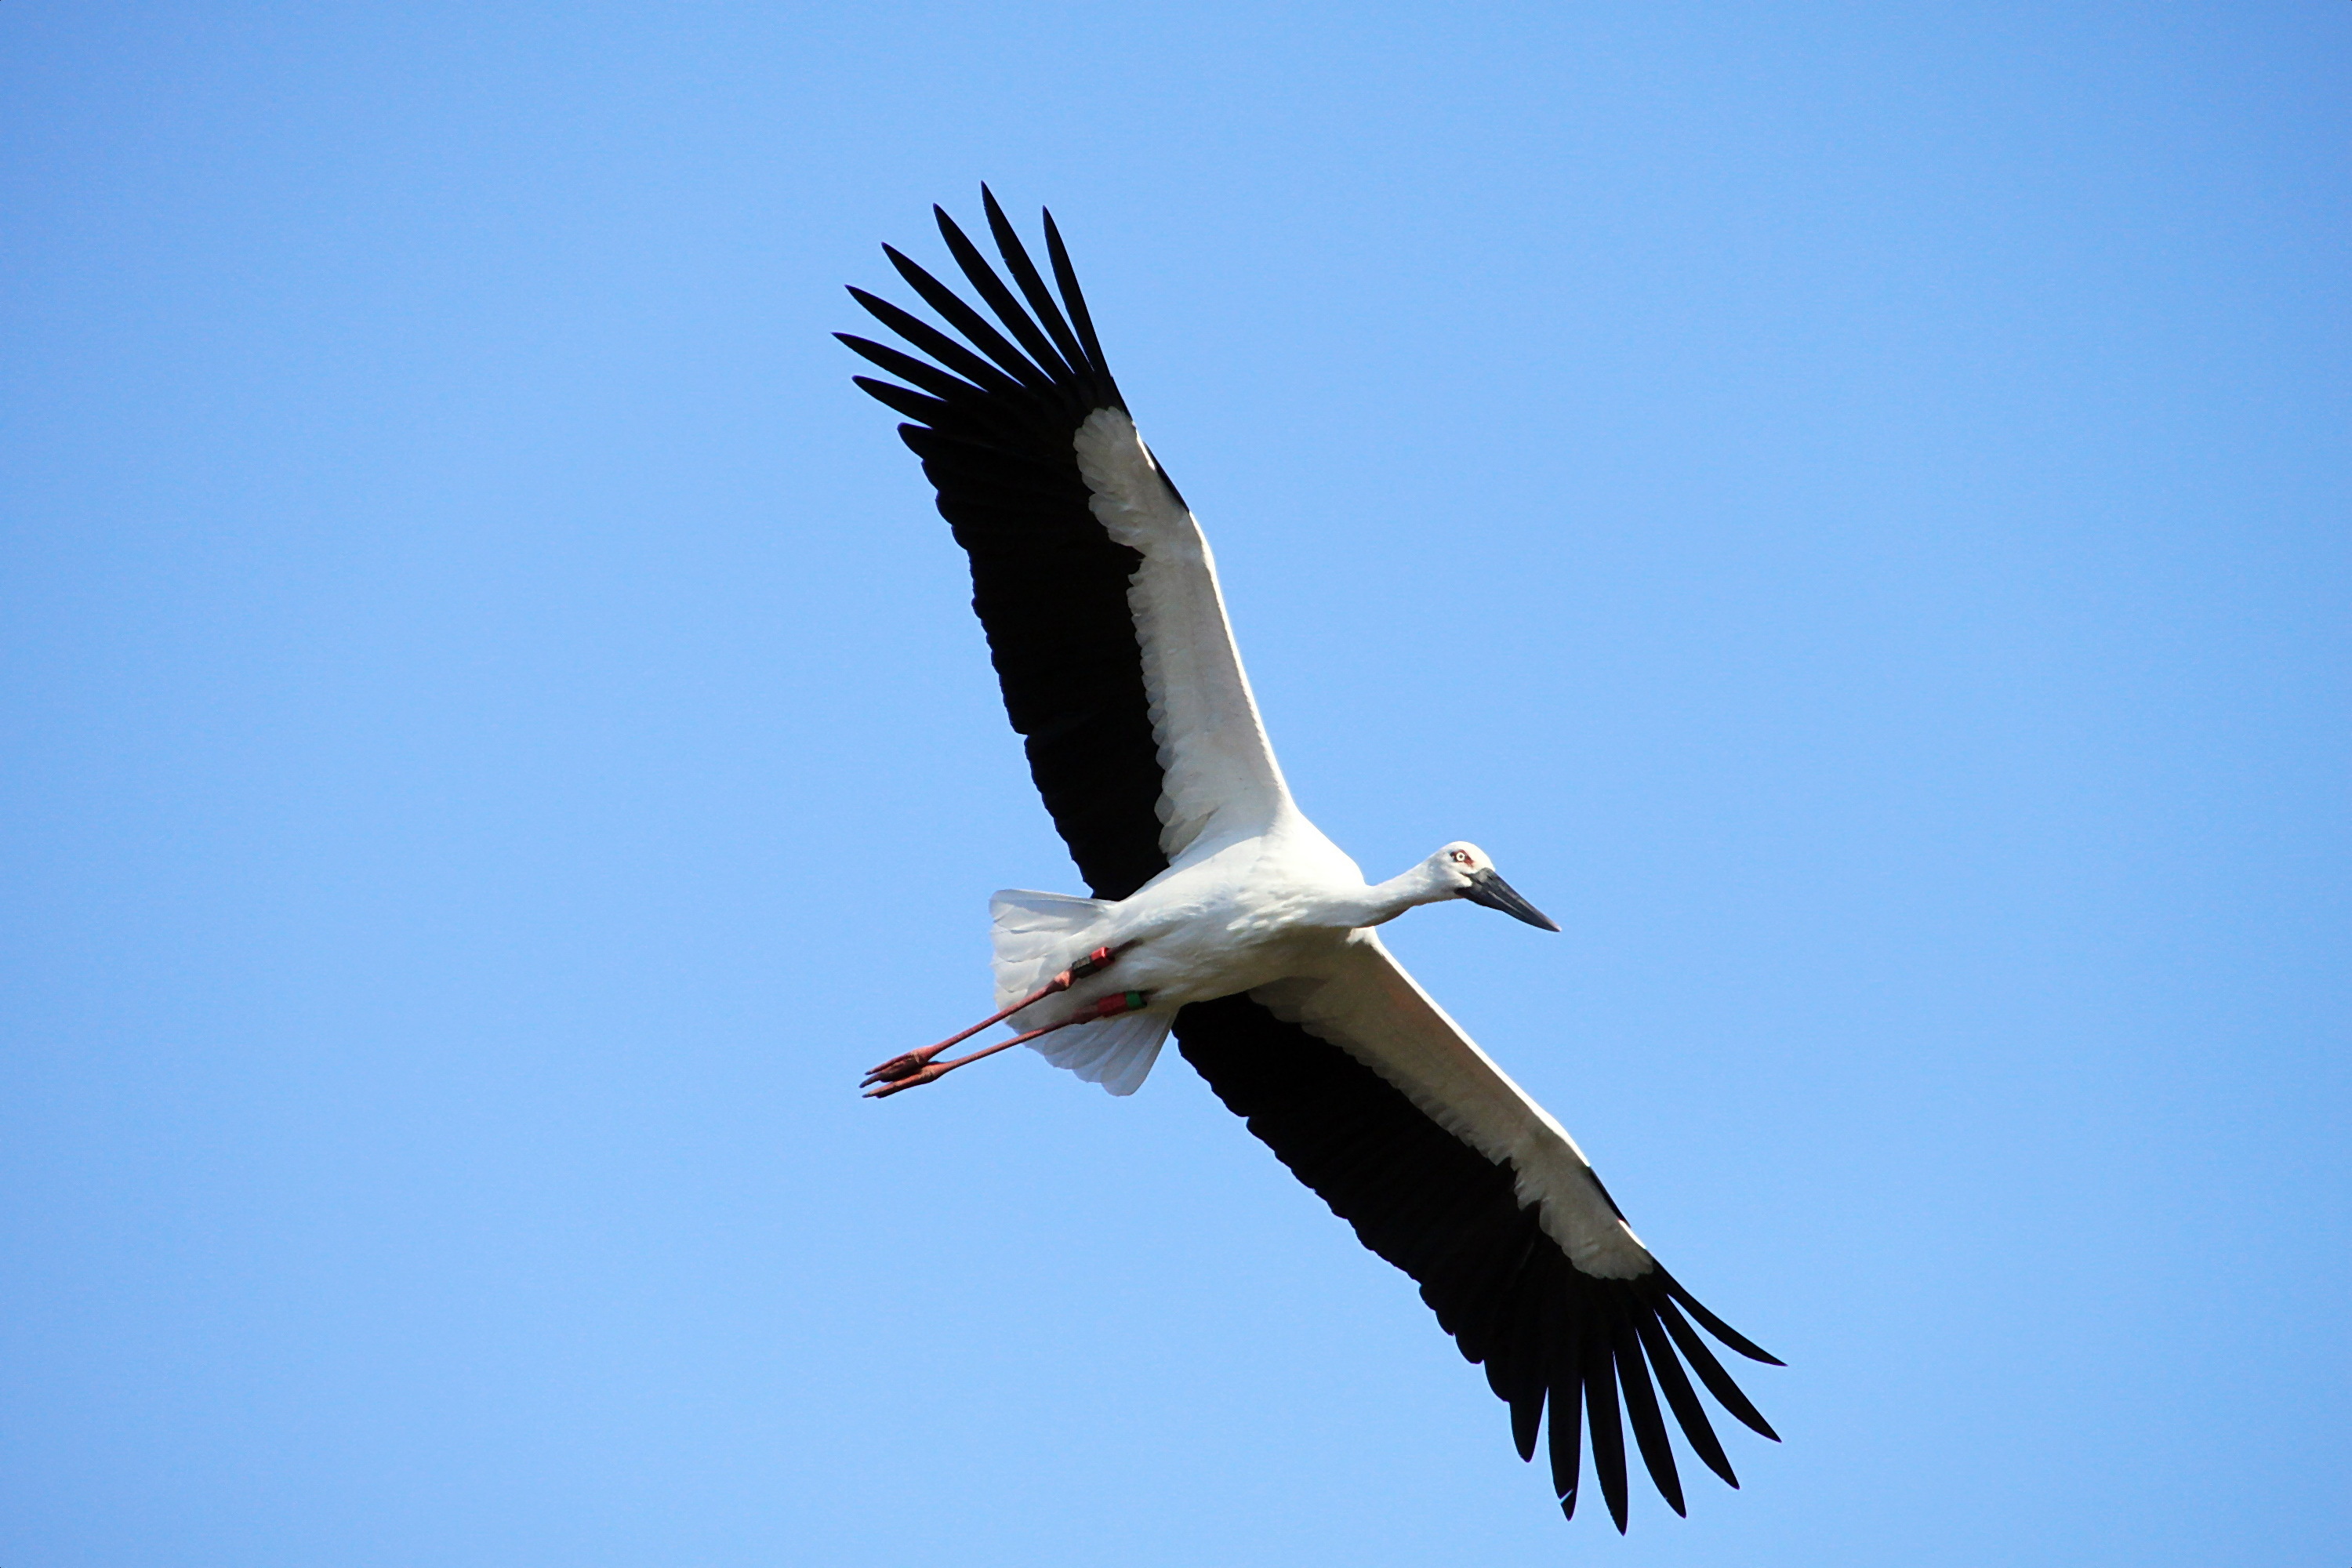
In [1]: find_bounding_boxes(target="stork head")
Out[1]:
[1429,842,1561,931]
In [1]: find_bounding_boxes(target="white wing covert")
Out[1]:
[1074,408,1294,867]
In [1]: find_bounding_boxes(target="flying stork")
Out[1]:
[837,190,1780,1532]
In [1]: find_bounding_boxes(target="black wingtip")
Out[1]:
[1657,1268,1784,1366]
[1654,1296,1781,1444]
[1040,205,1113,387]
[1630,1302,1741,1490]
[1582,1337,1630,1533]
[1606,1294,1686,1519]
[1510,1394,1541,1464]
[980,183,1016,238]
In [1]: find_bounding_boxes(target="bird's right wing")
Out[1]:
[1174,934,1780,1532]
[839,191,1293,898]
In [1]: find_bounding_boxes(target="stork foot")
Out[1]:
[860,1046,944,1089]
[863,1061,953,1098]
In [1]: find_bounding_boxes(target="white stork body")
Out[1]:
[840,191,1779,1532]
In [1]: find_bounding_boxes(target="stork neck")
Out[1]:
[1351,859,1455,928]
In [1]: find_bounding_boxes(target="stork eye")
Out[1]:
[1450,850,1472,865]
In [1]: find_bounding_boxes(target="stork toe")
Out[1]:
[862,1062,951,1098]
[860,1048,941,1088]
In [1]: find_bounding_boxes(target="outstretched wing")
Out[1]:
[1176,935,1780,1532]
[840,191,1292,898]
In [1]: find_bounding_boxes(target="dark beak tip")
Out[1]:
[1465,869,1560,932]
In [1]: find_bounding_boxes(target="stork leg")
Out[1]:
[863,989,1151,1098]
[859,946,1123,1091]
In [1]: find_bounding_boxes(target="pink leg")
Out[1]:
[859,946,1122,1091]
[864,989,1151,1099]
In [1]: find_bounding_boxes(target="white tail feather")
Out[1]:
[988,889,1108,1006]
[987,889,1168,1096]
[1029,1008,1167,1097]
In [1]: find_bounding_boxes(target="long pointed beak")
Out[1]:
[1462,868,1562,931]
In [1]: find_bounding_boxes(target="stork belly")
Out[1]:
[1109,921,1341,1009]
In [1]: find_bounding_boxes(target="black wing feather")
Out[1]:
[1662,1269,1786,1366]
[1657,1295,1783,1441]
[1546,1323,1586,1518]
[935,205,1076,379]
[836,333,989,406]
[1041,209,1117,399]
[1610,1289,1686,1515]
[1582,1325,1632,1531]
[1173,994,1777,1532]
[848,376,951,428]
[847,285,1031,401]
[882,244,1061,394]
[982,185,1094,378]
[1635,1305,1738,1488]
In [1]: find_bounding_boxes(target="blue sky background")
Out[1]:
[4,5,2346,1563]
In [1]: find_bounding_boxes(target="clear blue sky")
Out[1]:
[4,5,2345,1564]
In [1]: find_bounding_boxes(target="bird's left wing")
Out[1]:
[840,192,1293,897]
[1175,935,1780,1531]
